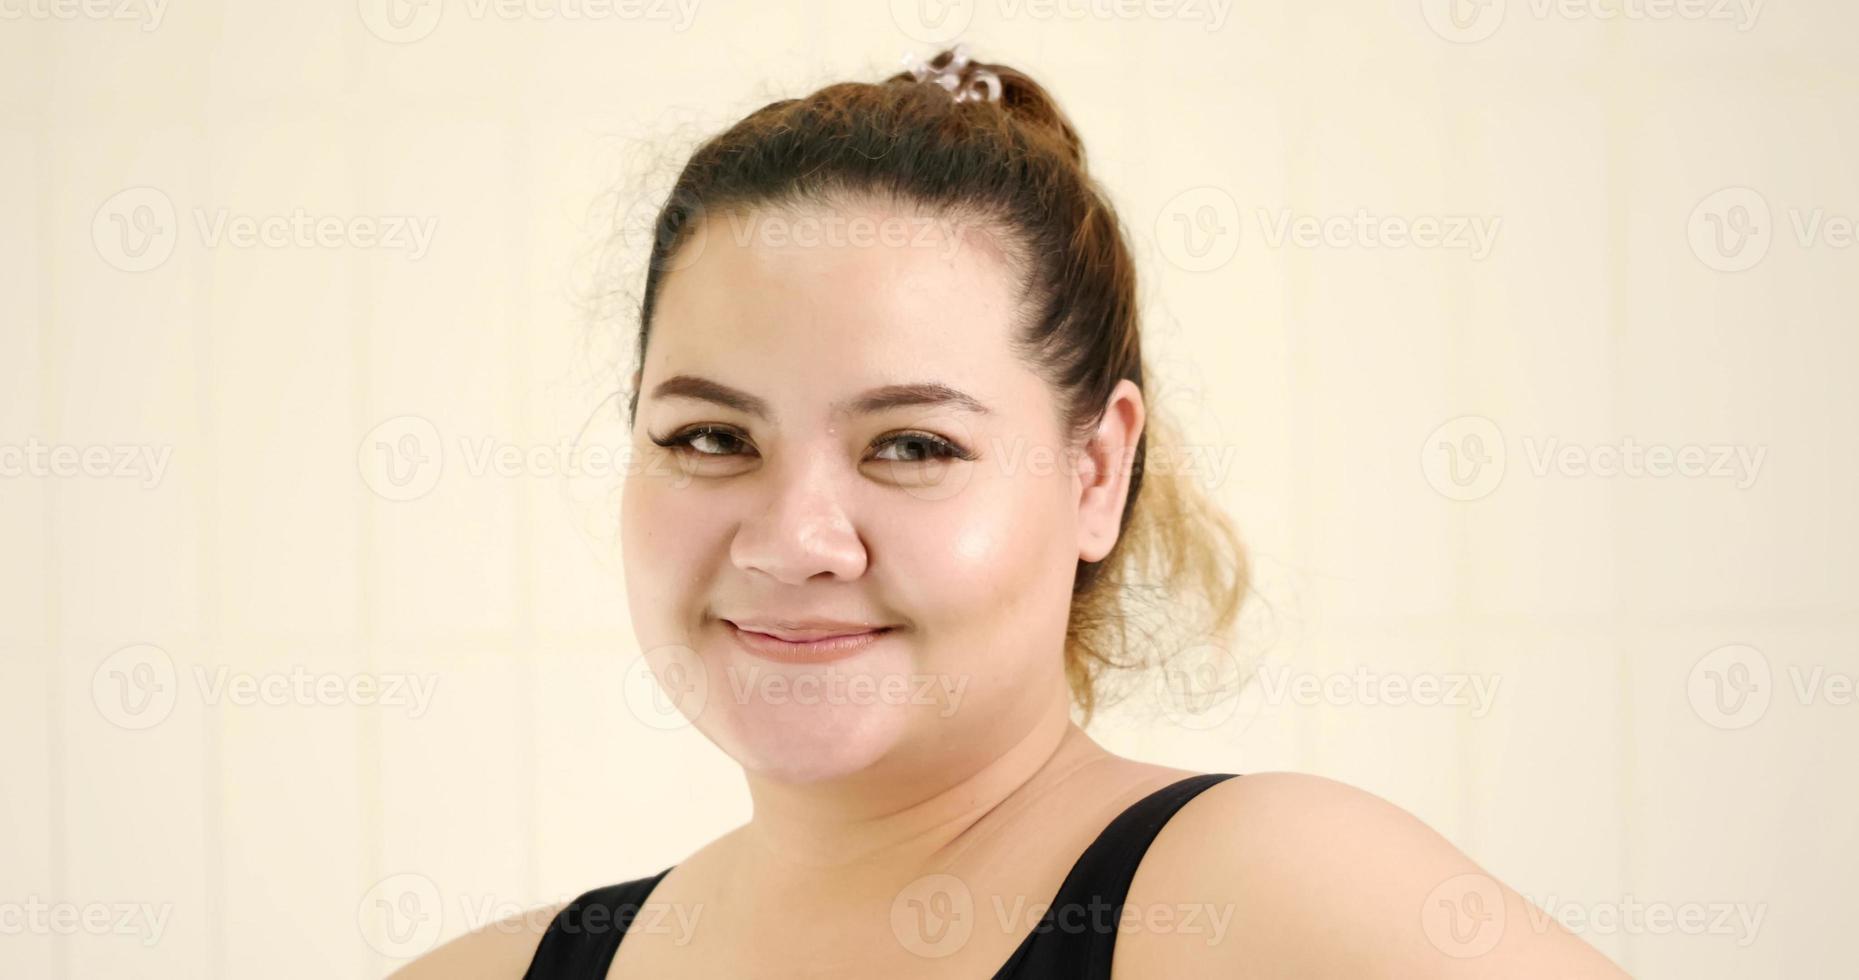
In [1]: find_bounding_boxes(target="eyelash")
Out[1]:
[649,425,975,463]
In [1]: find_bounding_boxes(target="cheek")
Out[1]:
[621,468,724,633]
[894,456,1077,642]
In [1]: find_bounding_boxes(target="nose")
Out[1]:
[728,450,869,585]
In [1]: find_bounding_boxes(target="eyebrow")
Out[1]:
[649,374,992,422]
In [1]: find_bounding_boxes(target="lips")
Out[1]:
[721,619,897,663]
[728,622,888,642]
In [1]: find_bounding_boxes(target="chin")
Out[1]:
[705,691,912,785]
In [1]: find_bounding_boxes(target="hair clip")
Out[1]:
[900,42,1002,104]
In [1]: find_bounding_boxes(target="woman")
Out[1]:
[400,46,1629,978]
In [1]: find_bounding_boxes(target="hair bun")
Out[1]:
[895,46,1088,169]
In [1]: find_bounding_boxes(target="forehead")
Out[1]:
[646,197,1027,403]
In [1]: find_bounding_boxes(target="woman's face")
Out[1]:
[620,196,1098,786]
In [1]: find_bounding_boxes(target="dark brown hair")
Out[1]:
[624,48,1248,725]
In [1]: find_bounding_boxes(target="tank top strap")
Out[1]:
[991,772,1241,980]
[523,865,674,980]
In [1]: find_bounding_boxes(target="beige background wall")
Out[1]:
[4,0,1856,977]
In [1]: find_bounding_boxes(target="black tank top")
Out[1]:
[524,772,1239,979]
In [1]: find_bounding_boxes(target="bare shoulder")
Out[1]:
[386,900,564,980]
[1114,771,1632,979]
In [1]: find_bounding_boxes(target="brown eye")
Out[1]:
[651,425,753,458]
[871,431,972,463]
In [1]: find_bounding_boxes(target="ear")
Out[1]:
[1074,379,1146,564]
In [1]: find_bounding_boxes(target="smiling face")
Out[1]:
[620,195,1095,786]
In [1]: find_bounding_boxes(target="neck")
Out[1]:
[733,683,1110,879]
